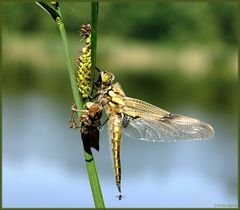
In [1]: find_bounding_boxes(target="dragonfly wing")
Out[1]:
[123,97,169,116]
[122,98,214,142]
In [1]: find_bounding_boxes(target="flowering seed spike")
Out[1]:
[76,24,92,101]
[80,24,91,39]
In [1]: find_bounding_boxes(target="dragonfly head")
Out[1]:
[98,71,115,87]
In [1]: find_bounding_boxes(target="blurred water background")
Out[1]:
[2,2,238,208]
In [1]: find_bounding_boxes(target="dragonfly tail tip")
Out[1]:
[117,185,121,193]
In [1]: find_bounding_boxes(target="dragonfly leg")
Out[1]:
[69,110,78,129]
[69,102,87,129]
[69,103,77,128]
[93,66,103,89]
[95,66,102,72]
[71,103,85,112]
[98,117,109,132]
[89,92,100,101]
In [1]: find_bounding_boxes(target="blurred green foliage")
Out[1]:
[100,2,237,45]
[2,2,238,114]
[3,2,237,45]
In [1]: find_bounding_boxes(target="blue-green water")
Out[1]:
[2,90,237,208]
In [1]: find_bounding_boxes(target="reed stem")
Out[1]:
[36,2,105,208]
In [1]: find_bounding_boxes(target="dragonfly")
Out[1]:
[94,68,214,194]
[70,102,103,152]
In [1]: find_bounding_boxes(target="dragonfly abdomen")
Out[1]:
[109,112,123,193]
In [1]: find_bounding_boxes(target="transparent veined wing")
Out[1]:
[123,97,169,116]
[122,97,214,142]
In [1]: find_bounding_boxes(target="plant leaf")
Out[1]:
[36,1,60,21]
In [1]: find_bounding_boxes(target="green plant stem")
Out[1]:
[56,17,82,110]
[57,8,105,209]
[36,2,104,208]
[91,2,99,88]
[88,2,105,207]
